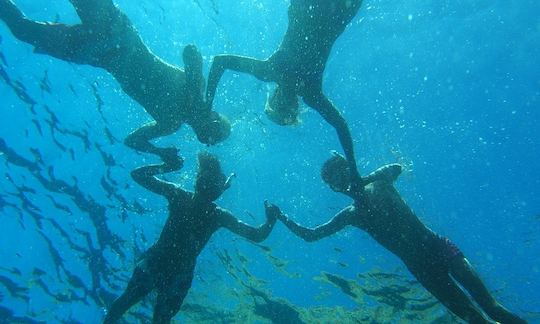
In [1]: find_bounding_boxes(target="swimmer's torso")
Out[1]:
[145,191,220,273]
[271,0,361,82]
[355,181,441,264]
[79,10,190,124]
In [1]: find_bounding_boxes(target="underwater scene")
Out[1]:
[0,0,539,323]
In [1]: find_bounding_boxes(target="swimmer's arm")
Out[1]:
[217,201,277,243]
[276,205,355,242]
[363,164,403,185]
[206,54,271,106]
[131,164,185,198]
[302,94,362,189]
[183,44,205,109]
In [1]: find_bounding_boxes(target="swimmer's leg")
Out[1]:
[0,1,81,58]
[152,273,193,324]
[450,257,527,324]
[2,0,141,69]
[411,267,491,323]
[124,121,182,166]
[206,55,272,106]
[104,265,154,324]
[302,91,362,189]
[0,0,108,66]
[0,0,21,24]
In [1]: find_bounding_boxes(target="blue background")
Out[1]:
[1,0,539,322]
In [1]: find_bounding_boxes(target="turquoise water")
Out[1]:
[0,0,538,322]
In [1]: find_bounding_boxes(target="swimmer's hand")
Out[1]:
[264,200,281,222]
[363,163,403,185]
[160,147,183,171]
[347,171,365,196]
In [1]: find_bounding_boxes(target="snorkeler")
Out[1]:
[0,0,230,167]
[103,152,278,323]
[205,0,364,191]
[272,153,527,324]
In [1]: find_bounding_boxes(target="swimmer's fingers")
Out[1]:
[264,200,282,220]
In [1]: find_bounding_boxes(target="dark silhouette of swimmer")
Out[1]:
[0,0,230,166]
[272,153,527,324]
[103,152,277,323]
[206,0,363,189]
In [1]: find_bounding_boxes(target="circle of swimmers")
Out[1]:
[0,0,527,323]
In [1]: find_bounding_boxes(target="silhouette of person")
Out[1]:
[205,0,364,190]
[0,0,230,166]
[103,152,278,323]
[273,153,526,324]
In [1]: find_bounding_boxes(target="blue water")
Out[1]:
[1,0,539,322]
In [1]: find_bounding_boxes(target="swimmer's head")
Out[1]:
[194,152,229,202]
[265,85,299,126]
[321,152,351,193]
[193,111,231,145]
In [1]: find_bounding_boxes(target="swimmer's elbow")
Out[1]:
[248,230,268,243]
[130,168,154,188]
[304,232,320,242]
[251,235,265,243]
[212,55,228,67]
